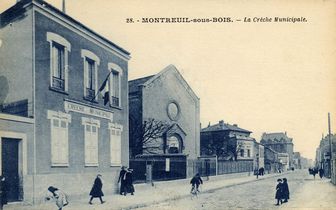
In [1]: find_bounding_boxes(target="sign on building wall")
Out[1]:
[64,100,113,121]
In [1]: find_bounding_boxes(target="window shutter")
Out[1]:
[110,130,121,166]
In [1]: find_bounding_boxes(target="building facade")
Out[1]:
[0,0,130,203]
[128,65,200,160]
[263,146,281,173]
[315,134,336,179]
[201,120,253,161]
[293,152,301,169]
[260,132,294,169]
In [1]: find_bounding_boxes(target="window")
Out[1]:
[47,110,71,166]
[111,71,120,106]
[240,149,244,157]
[109,123,123,166]
[108,63,123,107]
[81,50,100,100]
[82,117,100,166]
[47,32,71,92]
[167,135,181,154]
[247,149,251,157]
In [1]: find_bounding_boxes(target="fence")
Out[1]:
[130,155,187,183]
[188,159,253,177]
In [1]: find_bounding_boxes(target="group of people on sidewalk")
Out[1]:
[275,178,290,206]
[308,167,324,179]
[43,166,135,210]
[89,166,135,205]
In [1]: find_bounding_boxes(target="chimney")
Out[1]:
[62,0,66,13]
[219,120,224,128]
[208,122,211,127]
[233,124,238,127]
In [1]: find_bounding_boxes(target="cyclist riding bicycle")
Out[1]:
[190,173,203,194]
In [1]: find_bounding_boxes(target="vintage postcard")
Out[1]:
[0,0,335,209]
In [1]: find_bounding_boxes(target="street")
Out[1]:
[138,170,336,210]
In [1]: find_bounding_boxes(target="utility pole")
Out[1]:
[328,113,333,178]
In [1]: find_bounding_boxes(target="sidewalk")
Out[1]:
[4,172,289,210]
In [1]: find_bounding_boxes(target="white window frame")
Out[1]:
[108,63,123,107]
[81,50,100,99]
[47,32,71,92]
[108,122,123,166]
[47,110,71,166]
[82,117,100,167]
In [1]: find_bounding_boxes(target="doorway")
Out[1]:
[1,138,21,202]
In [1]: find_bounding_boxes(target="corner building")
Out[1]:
[0,0,130,203]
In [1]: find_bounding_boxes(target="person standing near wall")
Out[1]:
[118,166,127,195]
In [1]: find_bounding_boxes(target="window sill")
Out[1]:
[85,164,99,167]
[83,97,98,103]
[51,163,69,167]
[109,105,122,110]
[49,87,68,95]
[110,163,122,167]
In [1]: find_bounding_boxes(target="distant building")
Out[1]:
[0,0,130,203]
[293,152,301,169]
[128,65,200,160]
[201,120,253,161]
[315,134,336,179]
[264,146,281,173]
[254,141,265,171]
[260,132,294,169]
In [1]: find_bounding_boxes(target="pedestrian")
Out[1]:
[318,168,324,179]
[0,176,8,210]
[190,173,203,193]
[118,166,127,195]
[124,169,135,196]
[89,174,105,204]
[275,178,283,206]
[312,168,318,179]
[260,167,265,176]
[46,186,69,210]
[282,178,290,203]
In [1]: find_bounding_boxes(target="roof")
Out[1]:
[128,75,155,94]
[129,65,199,102]
[261,132,292,142]
[1,0,130,57]
[201,121,252,133]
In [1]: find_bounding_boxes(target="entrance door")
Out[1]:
[1,138,20,202]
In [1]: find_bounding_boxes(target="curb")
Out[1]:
[121,172,290,210]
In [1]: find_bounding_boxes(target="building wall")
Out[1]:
[0,114,34,202]
[142,69,200,159]
[31,9,128,202]
[0,8,33,116]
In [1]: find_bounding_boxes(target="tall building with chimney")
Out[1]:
[0,0,130,203]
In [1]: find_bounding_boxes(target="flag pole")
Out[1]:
[91,71,112,102]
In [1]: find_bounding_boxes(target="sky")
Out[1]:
[1,0,335,159]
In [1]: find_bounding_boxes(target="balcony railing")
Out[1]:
[86,88,96,100]
[111,96,119,107]
[52,76,65,90]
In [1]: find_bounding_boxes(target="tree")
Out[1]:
[202,135,243,160]
[129,117,171,157]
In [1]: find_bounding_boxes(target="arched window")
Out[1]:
[167,134,182,154]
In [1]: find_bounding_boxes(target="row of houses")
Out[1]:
[199,121,310,173]
[315,134,336,183]
[0,0,311,204]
